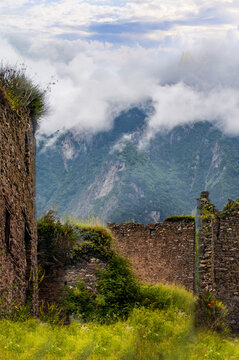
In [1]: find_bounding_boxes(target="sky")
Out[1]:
[1,0,239,140]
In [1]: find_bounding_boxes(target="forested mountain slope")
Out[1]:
[36,107,239,223]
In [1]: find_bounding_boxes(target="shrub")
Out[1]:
[220,199,239,218]
[70,226,114,261]
[39,301,65,325]
[95,255,141,322]
[64,255,141,323]
[195,291,229,333]
[64,281,95,322]
[37,211,77,272]
[42,216,141,323]
[200,199,216,220]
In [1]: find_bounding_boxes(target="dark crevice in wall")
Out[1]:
[24,224,32,300]
[5,207,11,253]
[25,133,30,174]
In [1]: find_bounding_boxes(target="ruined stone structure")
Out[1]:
[0,73,238,331]
[197,192,239,331]
[38,219,195,310]
[39,257,106,305]
[108,219,195,291]
[0,91,38,311]
[38,194,239,331]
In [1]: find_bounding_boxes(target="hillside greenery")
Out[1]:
[36,108,239,224]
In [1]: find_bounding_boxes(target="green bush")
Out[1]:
[200,199,216,220]
[195,291,229,333]
[64,255,141,323]
[64,281,95,322]
[221,199,239,218]
[37,211,77,272]
[95,255,141,322]
[70,226,114,261]
[39,301,65,325]
[41,217,141,323]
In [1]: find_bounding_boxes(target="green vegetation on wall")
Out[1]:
[0,65,46,130]
[38,211,77,273]
[221,199,239,218]
[164,215,195,223]
[38,214,141,322]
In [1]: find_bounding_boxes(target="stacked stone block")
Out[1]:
[198,192,239,331]
[0,95,38,312]
[108,220,195,291]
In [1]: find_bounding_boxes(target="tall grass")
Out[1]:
[0,307,238,359]
[140,283,195,315]
[0,282,238,359]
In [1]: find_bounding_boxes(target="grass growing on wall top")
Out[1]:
[0,65,46,130]
[164,215,195,223]
[220,199,239,218]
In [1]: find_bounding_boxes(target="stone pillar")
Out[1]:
[197,191,217,293]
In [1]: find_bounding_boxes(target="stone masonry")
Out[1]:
[0,92,38,311]
[108,220,195,291]
[38,195,239,331]
[197,192,239,331]
[39,257,106,305]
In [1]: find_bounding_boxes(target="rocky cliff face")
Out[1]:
[36,107,239,223]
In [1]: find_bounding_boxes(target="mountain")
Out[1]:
[36,107,239,224]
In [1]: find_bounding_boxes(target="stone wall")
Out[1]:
[0,96,38,311]
[197,192,239,331]
[39,256,106,305]
[108,219,195,291]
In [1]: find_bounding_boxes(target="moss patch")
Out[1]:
[164,215,195,223]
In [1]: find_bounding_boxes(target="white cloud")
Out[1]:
[0,1,239,142]
[25,30,239,140]
[140,84,239,148]
[0,0,238,39]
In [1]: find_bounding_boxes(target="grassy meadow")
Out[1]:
[0,285,239,360]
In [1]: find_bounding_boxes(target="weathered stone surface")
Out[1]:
[198,192,239,332]
[0,100,38,312]
[108,220,195,291]
[39,256,106,304]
